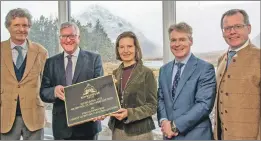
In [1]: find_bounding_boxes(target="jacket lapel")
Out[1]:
[20,40,39,81]
[166,61,174,96]
[173,54,197,103]
[2,39,17,80]
[57,52,67,86]
[72,49,87,84]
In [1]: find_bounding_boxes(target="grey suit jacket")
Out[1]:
[40,48,104,139]
[157,54,216,140]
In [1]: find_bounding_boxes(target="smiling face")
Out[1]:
[222,12,251,49]
[7,17,30,44]
[169,30,193,60]
[118,37,136,64]
[59,26,80,54]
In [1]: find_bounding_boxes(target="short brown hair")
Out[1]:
[115,31,142,61]
[220,9,250,29]
[5,8,32,28]
[168,22,193,41]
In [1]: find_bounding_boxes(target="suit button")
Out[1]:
[227,75,230,78]
[226,93,229,96]
[18,85,20,88]
[14,99,17,101]
[225,110,228,113]
[225,128,227,131]
[220,101,223,104]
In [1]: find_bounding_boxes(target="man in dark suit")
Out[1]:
[157,22,216,140]
[40,22,104,140]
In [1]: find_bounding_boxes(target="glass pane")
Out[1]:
[71,1,163,139]
[1,1,59,57]
[176,1,260,130]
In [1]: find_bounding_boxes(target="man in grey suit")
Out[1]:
[157,22,216,140]
[40,22,104,140]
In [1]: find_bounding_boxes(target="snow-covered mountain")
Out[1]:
[75,4,161,59]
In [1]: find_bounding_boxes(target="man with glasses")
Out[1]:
[214,9,260,140]
[1,8,48,140]
[40,22,104,140]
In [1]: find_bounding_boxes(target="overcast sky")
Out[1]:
[1,1,260,53]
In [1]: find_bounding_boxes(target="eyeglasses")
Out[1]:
[59,34,78,40]
[222,24,248,33]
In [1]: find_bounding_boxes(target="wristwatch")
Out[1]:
[170,120,179,133]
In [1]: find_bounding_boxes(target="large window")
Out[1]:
[71,1,163,139]
[176,1,260,67]
[176,1,260,129]
[1,1,59,57]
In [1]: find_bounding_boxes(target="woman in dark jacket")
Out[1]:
[107,31,157,140]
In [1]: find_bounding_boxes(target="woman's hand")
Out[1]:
[110,108,128,121]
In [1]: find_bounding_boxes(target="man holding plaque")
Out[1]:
[40,22,104,140]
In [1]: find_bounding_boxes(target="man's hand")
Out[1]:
[110,108,128,121]
[161,120,179,138]
[54,85,65,101]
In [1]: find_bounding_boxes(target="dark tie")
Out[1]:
[226,50,237,69]
[66,55,73,86]
[14,46,24,69]
[172,62,184,99]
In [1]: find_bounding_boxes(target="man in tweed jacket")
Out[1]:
[214,9,260,140]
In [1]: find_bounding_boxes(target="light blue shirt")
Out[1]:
[171,52,192,86]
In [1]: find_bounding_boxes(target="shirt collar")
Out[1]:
[64,47,80,58]
[229,39,250,52]
[174,52,192,65]
[10,39,27,50]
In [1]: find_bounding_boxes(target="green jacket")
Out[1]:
[108,61,157,135]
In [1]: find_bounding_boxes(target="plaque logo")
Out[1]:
[81,83,100,99]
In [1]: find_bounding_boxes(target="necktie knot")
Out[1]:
[176,62,184,70]
[67,55,73,60]
[228,50,236,58]
[14,46,23,52]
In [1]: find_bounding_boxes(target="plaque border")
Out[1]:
[64,75,121,127]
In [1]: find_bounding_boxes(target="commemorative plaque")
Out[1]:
[64,75,121,127]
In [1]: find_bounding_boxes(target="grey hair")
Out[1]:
[168,22,193,41]
[60,22,80,35]
[221,9,250,29]
[5,8,32,28]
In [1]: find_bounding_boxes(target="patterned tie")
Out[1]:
[66,55,73,86]
[172,62,184,99]
[226,50,237,68]
[14,46,24,69]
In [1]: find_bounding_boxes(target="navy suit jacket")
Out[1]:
[157,54,216,140]
[40,48,104,139]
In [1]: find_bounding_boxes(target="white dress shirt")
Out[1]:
[64,47,80,78]
[10,40,28,65]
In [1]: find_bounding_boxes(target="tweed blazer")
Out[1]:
[1,39,48,133]
[214,43,261,140]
